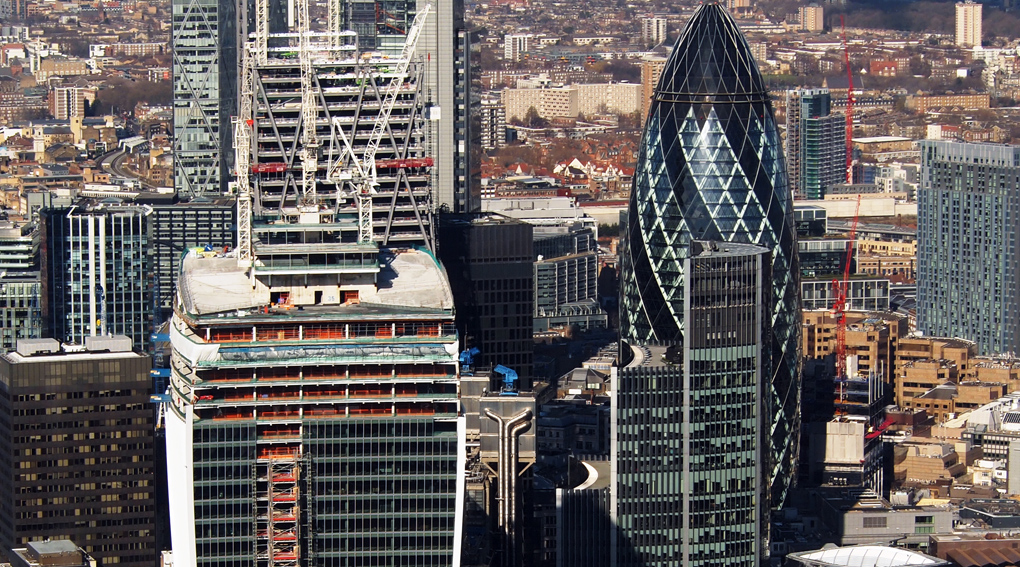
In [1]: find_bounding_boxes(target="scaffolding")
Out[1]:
[256,450,301,567]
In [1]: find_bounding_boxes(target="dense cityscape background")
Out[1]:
[0,0,1018,566]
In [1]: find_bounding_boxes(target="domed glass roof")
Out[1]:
[795,546,947,567]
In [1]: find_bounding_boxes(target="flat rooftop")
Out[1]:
[179,247,454,317]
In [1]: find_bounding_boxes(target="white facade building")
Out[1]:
[503,33,533,62]
[956,1,983,48]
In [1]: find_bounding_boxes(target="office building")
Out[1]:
[171,0,287,198]
[801,311,892,491]
[619,0,800,518]
[150,199,236,316]
[527,460,610,567]
[0,219,40,351]
[640,16,667,47]
[172,0,239,198]
[799,4,824,32]
[9,540,96,567]
[956,1,983,48]
[166,246,462,567]
[41,203,152,350]
[0,337,155,567]
[177,0,472,202]
[893,335,976,407]
[788,546,950,567]
[242,30,433,247]
[802,278,890,311]
[786,88,845,199]
[533,225,606,332]
[616,240,771,567]
[439,213,534,382]
[419,0,477,213]
[917,141,1020,356]
[167,19,463,567]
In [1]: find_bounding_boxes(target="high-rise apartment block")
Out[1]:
[640,52,667,124]
[786,88,845,199]
[956,1,983,48]
[41,203,152,350]
[503,33,532,62]
[616,4,799,565]
[799,4,824,32]
[50,86,86,120]
[501,83,641,122]
[640,16,667,47]
[0,337,155,567]
[480,93,506,150]
[917,141,1020,356]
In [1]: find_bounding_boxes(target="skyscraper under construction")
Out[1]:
[172,0,475,210]
[165,6,464,566]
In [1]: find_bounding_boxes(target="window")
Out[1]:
[862,516,887,528]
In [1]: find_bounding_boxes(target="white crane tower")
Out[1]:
[233,0,432,269]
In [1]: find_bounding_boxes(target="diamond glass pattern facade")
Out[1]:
[619,1,800,508]
[172,0,237,198]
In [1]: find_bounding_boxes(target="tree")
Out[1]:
[523,106,548,128]
[592,59,640,82]
[92,77,172,116]
[491,144,542,168]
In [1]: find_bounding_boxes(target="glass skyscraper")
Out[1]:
[785,88,845,200]
[615,241,771,567]
[171,0,238,198]
[917,140,1020,356]
[615,3,800,564]
[171,0,286,198]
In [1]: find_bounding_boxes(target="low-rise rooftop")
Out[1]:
[179,247,454,318]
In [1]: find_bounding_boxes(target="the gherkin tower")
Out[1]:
[619,0,800,515]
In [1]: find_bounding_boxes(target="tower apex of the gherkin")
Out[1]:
[656,1,768,100]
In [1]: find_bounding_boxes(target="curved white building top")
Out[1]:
[793,546,948,567]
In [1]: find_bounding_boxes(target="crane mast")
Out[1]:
[297,0,319,204]
[328,4,431,244]
[234,43,255,268]
[833,194,862,395]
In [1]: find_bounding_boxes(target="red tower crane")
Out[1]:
[841,15,855,184]
[832,194,862,392]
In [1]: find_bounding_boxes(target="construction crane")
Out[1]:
[832,194,862,396]
[328,4,431,244]
[296,0,320,205]
[234,42,255,268]
[840,15,855,184]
